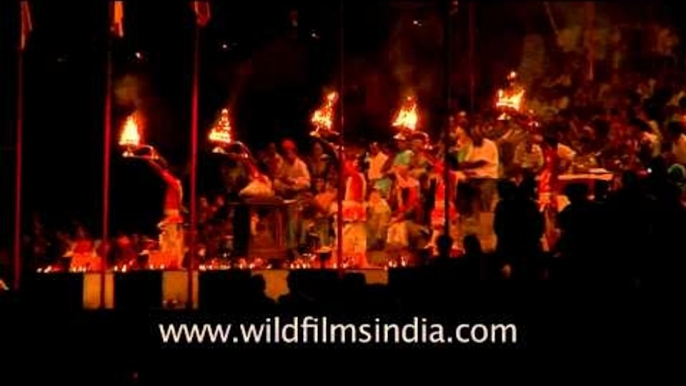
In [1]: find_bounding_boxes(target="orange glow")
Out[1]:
[496,70,525,118]
[392,96,419,132]
[119,115,141,148]
[310,91,338,131]
[208,108,233,146]
[496,88,525,112]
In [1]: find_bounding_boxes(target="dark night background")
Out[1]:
[1,0,684,252]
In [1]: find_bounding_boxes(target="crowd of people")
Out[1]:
[194,65,686,278]
[13,65,686,282]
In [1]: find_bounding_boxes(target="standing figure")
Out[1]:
[538,132,561,250]
[332,160,368,268]
[457,124,500,250]
[427,162,460,255]
[146,158,185,268]
[366,142,389,193]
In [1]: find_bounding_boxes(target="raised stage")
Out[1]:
[23,269,390,310]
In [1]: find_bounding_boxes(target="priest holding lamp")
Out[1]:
[118,114,185,269]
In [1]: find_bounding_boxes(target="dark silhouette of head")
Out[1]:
[594,180,610,201]
[463,234,482,256]
[621,170,640,191]
[497,179,518,201]
[436,234,453,258]
[518,176,537,201]
[250,275,267,295]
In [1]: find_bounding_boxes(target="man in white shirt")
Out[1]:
[367,142,389,183]
[460,125,500,212]
[455,124,500,251]
[274,139,311,198]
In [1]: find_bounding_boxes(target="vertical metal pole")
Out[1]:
[585,1,595,82]
[188,22,201,308]
[13,40,25,291]
[468,1,475,114]
[443,1,456,242]
[336,0,345,277]
[101,3,114,307]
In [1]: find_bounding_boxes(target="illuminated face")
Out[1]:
[285,149,297,162]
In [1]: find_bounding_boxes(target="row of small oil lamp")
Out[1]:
[36,256,414,273]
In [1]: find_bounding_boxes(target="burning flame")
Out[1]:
[496,70,525,119]
[496,88,525,111]
[310,91,338,131]
[119,115,141,148]
[209,108,234,146]
[392,96,419,132]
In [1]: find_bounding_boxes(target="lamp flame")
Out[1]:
[496,88,525,111]
[392,96,419,132]
[496,70,525,119]
[311,91,338,131]
[119,115,141,148]
[209,108,234,146]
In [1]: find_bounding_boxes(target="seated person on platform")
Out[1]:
[261,142,284,179]
[307,141,332,180]
[274,139,311,198]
